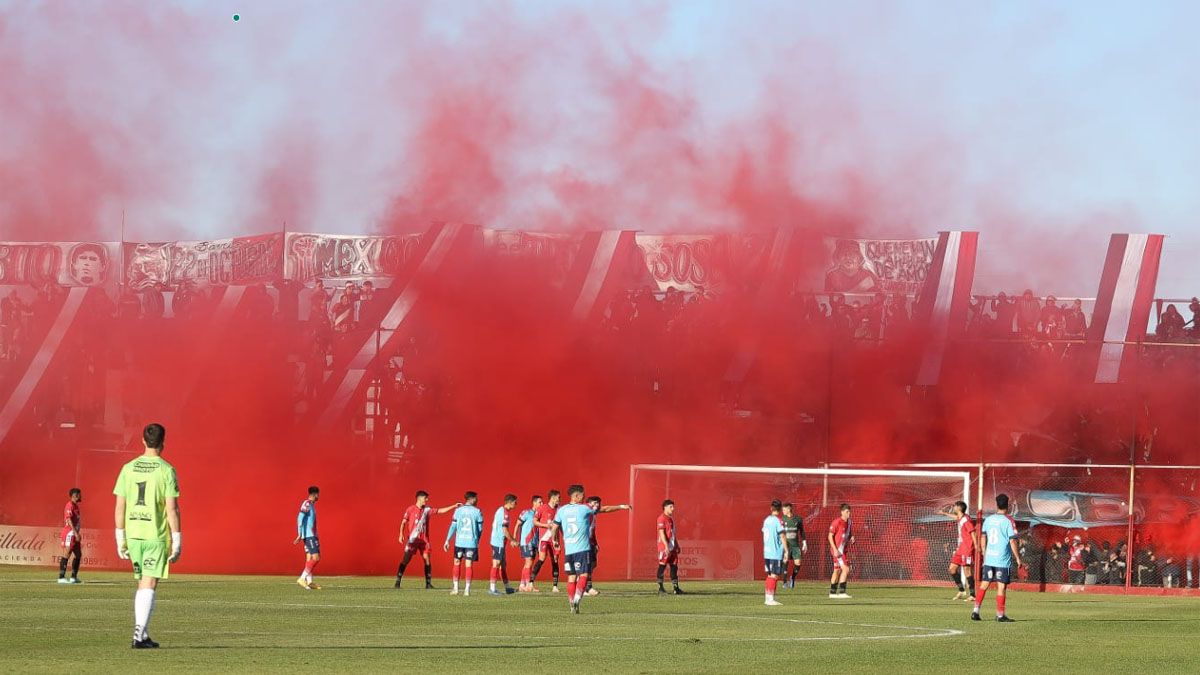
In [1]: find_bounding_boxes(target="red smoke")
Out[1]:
[1,3,1197,580]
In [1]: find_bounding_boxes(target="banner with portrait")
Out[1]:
[0,241,120,290]
[821,237,937,295]
[284,232,424,282]
[123,233,284,290]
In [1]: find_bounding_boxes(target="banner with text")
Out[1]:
[0,524,121,569]
[821,237,937,295]
[284,232,425,282]
[635,233,773,294]
[124,233,284,290]
[0,241,120,290]
[482,229,583,288]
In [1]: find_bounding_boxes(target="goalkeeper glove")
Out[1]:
[170,532,182,562]
[115,529,129,560]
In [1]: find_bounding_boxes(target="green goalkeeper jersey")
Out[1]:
[113,455,180,542]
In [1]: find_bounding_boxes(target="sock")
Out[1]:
[766,576,778,599]
[59,557,68,579]
[967,574,976,597]
[71,555,80,578]
[501,563,509,585]
[838,582,847,594]
[530,559,544,581]
[424,562,432,585]
[657,564,666,588]
[585,576,593,591]
[452,560,460,589]
[490,566,499,590]
[464,566,472,591]
[521,566,531,586]
[302,559,315,581]
[576,575,589,602]
[997,594,1006,616]
[789,561,799,583]
[830,582,837,594]
[552,560,560,585]
[308,559,319,582]
[397,551,413,578]
[975,586,988,610]
[670,564,679,587]
[952,570,964,592]
[133,588,155,641]
[566,579,577,599]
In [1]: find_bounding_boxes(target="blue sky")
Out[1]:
[1,1,1197,297]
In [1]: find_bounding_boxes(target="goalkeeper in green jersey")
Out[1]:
[780,503,807,589]
[113,423,181,649]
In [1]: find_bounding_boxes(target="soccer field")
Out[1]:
[2,567,1197,673]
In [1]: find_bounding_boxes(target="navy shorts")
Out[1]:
[303,537,320,555]
[563,551,592,575]
[764,558,784,576]
[454,547,479,561]
[520,542,537,559]
[491,545,506,562]
[982,565,1011,585]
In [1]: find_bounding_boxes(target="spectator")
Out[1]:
[992,292,1016,336]
[172,281,197,319]
[117,288,142,321]
[341,280,361,305]
[1016,290,1041,337]
[1161,555,1181,588]
[308,281,330,325]
[1067,535,1087,584]
[1064,299,1088,338]
[330,294,355,333]
[1157,304,1185,340]
[242,282,274,320]
[1039,295,1064,338]
[361,280,376,305]
[141,282,165,319]
[1188,297,1200,335]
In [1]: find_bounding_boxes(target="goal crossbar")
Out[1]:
[626,463,972,579]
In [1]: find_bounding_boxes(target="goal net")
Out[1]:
[626,464,971,583]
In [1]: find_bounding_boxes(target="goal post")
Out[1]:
[626,464,971,582]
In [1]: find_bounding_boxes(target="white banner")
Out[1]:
[675,540,754,580]
[0,524,121,568]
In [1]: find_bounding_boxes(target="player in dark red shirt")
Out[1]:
[827,503,854,598]
[57,488,83,584]
[528,489,562,592]
[395,490,460,588]
[656,500,683,595]
[942,500,979,601]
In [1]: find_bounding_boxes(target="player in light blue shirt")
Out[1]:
[761,499,789,606]
[972,493,1024,622]
[516,495,543,592]
[443,491,485,596]
[549,484,596,614]
[487,494,519,596]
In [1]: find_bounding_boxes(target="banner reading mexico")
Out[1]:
[284,232,424,282]
[822,237,937,295]
[0,241,120,289]
[124,233,284,290]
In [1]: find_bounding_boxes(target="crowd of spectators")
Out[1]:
[967,290,1090,339]
[1020,532,1195,588]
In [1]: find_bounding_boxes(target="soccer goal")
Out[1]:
[626,464,971,583]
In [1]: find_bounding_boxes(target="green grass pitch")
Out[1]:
[2,566,1197,673]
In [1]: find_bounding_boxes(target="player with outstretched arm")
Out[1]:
[548,484,596,614]
[395,490,460,589]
